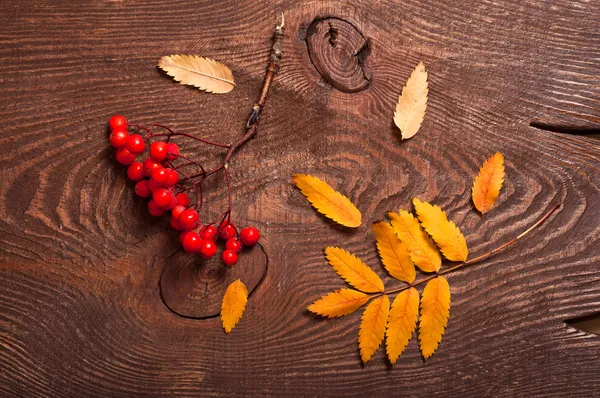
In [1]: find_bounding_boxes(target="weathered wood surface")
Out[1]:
[1,0,599,397]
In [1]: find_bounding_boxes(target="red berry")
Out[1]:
[116,147,136,165]
[178,209,200,230]
[165,194,178,210]
[200,225,218,241]
[175,193,190,207]
[143,159,162,177]
[150,141,168,162]
[134,180,151,198]
[225,238,243,253]
[148,200,165,216]
[127,162,145,181]
[153,188,173,208]
[150,168,169,185]
[170,216,182,230]
[239,227,260,246]
[147,178,163,193]
[109,115,127,131]
[179,230,193,244]
[222,249,238,266]
[199,240,217,259]
[182,232,202,253]
[166,143,180,161]
[165,169,179,187]
[109,128,129,148]
[126,134,145,154]
[219,223,236,240]
[171,205,185,220]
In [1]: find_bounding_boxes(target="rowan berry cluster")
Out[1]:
[108,114,260,266]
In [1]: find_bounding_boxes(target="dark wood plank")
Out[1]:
[1,0,599,397]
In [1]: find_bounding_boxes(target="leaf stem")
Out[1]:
[380,203,561,296]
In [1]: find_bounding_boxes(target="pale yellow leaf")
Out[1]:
[325,247,384,293]
[419,276,451,360]
[293,174,361,228]
[158,54,235,94]
[388,210,441,272]
[221,279,247,333]
[472,152,505,214]
[307,288,370,318]
[359,295,390,363]
[413,198,468,262]
[393,61,428,139]
[386,287,419,364]
[372,221,416,283]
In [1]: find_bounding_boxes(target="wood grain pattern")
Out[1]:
[1,0,599,396]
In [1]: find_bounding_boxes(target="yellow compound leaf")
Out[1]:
[472,152,505,214]
[372,221,416,283]
[325,247,384,293]
[307,288,370,318]
[386,287,419,364]
[221,279,248,333]
[419,276,450,360]
[158,54,235,94]
[388,210,441,272]
[413,198,468,262]
[292,174,362,228]
[394,61,428,139]
[359,295,390,364]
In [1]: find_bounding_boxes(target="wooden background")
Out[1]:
[1,0,599,396]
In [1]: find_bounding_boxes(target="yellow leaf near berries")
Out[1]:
[372,221,416,283]
[394,61,428,139]
[419,276,450,360]
[472,152,505,214]
[413,198,468,262]
[386,287,419,364]
[307,288,370,318]
[158,54,235,94]
[359,295,390,364]
[292,174,362,228]
[325,247,384,293]
[221,279,248,333]
[388,210,441,272]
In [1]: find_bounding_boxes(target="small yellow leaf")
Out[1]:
[472,152,505,214]
[221,279,248,333]
[372,221,416,283]
[325,247,384,293]
[359,295,390,363]
[413,198,468,262]
[292,174,362,228]
[419,276,450,360]
[394,61,428,139]
[386,287,419,364]
[158,54,235,94]
[388,210,441,272]
[307,288,370,318]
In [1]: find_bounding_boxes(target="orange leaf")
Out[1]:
[325,247,384,293]
[359,295,390,363]
[388,210,441,272]
[472,152,505,214]
[419,276,450,360]
[157,55,235,94]
[386,287,419,364]
[221,279,248,333]
[292,174,361,228]
[413,198,468,262]
[372,221,416,283]
[307,288,370,318]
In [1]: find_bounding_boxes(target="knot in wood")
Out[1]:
[306,18,371,92]
[159,247,267,319]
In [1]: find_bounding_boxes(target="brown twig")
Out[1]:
[379,203,561,296]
